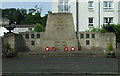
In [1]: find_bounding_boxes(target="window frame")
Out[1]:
[86,40,90,45]
[103,17,113,24]
[31,41,35,45]
[58,1,64,12]
[31,34,35,39]
[88,1,94,10]
[80,34,84,38]
[64,1,69,12]
[37,34,40,39]
[88,17,94,26]
[92,34,95,38]
[58,1,70,12]
[103,1,114,10]
[86,34,90,38]
[25,34,29,39]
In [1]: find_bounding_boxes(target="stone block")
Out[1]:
[42,13,78,51]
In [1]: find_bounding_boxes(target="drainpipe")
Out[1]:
[76,0,81,50]
[76,0,79,32]
[98,0,100,28]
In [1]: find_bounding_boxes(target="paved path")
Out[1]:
[2,57,118,74]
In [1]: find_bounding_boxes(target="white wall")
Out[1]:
[0,27,8,36]
[13,28,34,34]
[118,1,120,24]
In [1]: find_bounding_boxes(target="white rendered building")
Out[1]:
[13,25,34,34]
[52,0,120,31]
[0,18,9,36]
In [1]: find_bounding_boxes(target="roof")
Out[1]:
[0,18,9,26]
[15,25,35,28]
[0,18,9,21]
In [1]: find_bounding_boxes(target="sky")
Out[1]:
[1,1,52,17]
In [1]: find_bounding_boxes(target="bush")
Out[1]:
[5,42,11,50]
[85,26,107,33]
[91,27,100,32]
[108,42,113,52]
[100,27,107,33]
[85,24,120,43]
[34,23,45,32]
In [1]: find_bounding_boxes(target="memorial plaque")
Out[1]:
[42,13,78,51]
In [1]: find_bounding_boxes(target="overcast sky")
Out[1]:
[1,1,52,16]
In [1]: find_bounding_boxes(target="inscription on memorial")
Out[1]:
[54,41,67,47]
[53,20,69,31]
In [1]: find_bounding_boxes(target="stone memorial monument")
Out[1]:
[42,13,78,51]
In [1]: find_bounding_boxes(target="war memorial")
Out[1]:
[1,13,119,76]
[2,13,116,53]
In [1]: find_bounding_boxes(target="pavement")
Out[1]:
[2,56,119,75]
[1,48,120,76]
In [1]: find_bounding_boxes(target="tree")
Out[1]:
[41,14,48,27]
[2,8,27,25]
[35,5,42,16]
[34,23,45,32]
[2,7,48,28]
[29,8,36,14]
[19,8,27,24]
[112,24,120,43]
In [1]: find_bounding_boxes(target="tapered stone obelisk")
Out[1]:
[42,13,78,51]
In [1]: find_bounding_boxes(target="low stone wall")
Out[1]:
[78,32,116,51]
[19,32,45,51]
[2,32,116,52]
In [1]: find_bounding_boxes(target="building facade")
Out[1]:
[13,25,34,34]
[52,0,120,31]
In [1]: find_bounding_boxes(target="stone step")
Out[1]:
[17,52,105,57]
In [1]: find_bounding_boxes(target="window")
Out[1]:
[58,1,63,12]
[31,34,34,38]
[80,34,84,38]
[104,17,113,24]
[92,34,95,38]
[88,17,94,26]
[64,1,69,11]
[58,1,70,12]
[104,1,113,10]
[88,1,93,10]
[31,41,35,45]
[28,28,32,31]
[26,34,29,39]
[86,34,89,38]
[86,40,90,45]
[37,34,40,38]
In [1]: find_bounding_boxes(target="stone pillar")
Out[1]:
[42,13,78,51]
